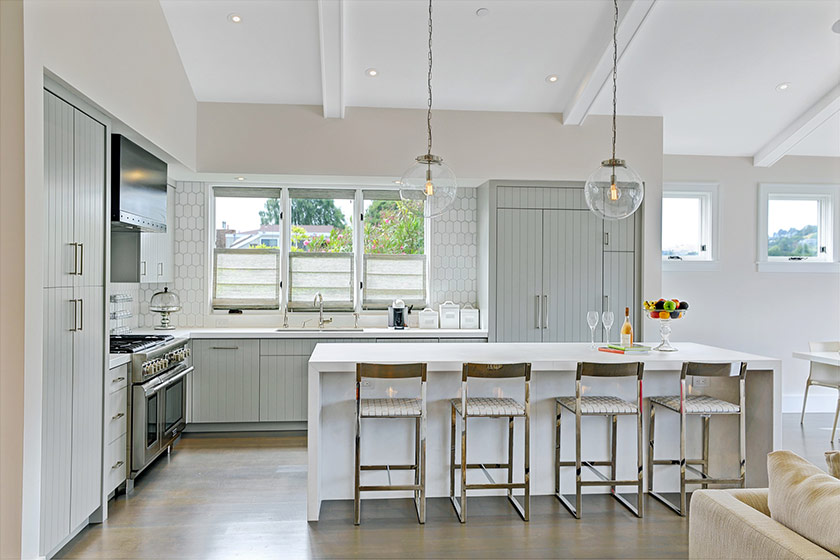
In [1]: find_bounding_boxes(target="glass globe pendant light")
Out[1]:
[399,0,457,219]
[584,0,644,221]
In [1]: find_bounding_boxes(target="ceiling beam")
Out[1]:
[317,0,344,119]
[563,0,657,126]
[753,83,840,167]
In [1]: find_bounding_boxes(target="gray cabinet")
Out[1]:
[40,90,106,556]
[191,339,260,422]
[259,355,308,421]
[493,185,640,343]
[140,185,175,283]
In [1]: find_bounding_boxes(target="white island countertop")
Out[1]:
[792,350,840,367]
[306,341,781,521]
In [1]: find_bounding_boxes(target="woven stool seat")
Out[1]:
[650,395,739,414]
[450,397,525,417]
[557,395,637,415]
[361,398,422,417]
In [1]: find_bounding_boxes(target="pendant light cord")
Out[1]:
[427,0,433,157]
[611,0,618,162]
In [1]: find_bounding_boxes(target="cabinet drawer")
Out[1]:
[108,363,129,393]
[105,434,127,494]
[105,389,127,444]
[260,339,317,356]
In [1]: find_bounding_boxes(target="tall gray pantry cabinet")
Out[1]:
[41,89,106,556]
[493,185,641,343]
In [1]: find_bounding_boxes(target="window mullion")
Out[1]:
[354,188,363,312]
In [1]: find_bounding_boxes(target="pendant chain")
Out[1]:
[427,0,433,157]
[611,0,618,162]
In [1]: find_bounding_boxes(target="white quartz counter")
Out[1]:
[130,327,488,340]
[108,354,131,369]
[306,341,781,521]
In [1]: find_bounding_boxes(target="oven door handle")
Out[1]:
[143,366,193,396]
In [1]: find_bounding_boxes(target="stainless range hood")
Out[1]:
[111,134,167,232]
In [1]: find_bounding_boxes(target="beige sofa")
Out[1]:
[689,488,837,559]
[690,451,840,559]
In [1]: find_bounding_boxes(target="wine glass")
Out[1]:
[602,311,615,345]
[586,311,599,349]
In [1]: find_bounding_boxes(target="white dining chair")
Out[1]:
[800,341,840,442]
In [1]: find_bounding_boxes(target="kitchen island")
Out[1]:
[307,342,780,521]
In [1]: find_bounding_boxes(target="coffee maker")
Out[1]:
[388,299,407,329]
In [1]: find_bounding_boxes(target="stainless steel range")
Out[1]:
[111,335,191,490]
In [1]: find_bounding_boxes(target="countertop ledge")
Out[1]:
[128,327,489,340]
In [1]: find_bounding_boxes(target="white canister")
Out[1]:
[460,304,479,329]
[418,308,439,329]
[439,301,460,329]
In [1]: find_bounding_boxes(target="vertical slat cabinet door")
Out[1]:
[259,355,308,421]
[603,212,636,251]
[543,209,603,342]
[603,251,638,338]
[495,208,543,342]
[43,92,75,289]
[39,288,74,555]
[73,108,106,287]
[70,285,104,527]
[191,340,260,422]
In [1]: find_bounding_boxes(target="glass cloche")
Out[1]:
[149,287,181,330]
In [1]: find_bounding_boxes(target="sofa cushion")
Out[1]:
[827,451,840,479]
[767,450,840,556]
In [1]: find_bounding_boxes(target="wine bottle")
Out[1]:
[620,307,633,347]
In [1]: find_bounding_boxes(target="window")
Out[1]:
[287,189,355,310]
[662,183,718,264]
[212,187,282,309]
[758,184,838,269]
[362,190,427,309]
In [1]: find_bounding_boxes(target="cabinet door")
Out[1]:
[542,210,603,343]
[40,288,74,554]
[495,209,543,342]
[73,108,106,287]
[160,185,175,282]
[191,339,260,422]
[603,251,638,339]
[259,355,308,421]
[43,92,76,289]
[603,212,637,252]
[70,286,103,527]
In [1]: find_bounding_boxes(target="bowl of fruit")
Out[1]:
[643,299,690,352]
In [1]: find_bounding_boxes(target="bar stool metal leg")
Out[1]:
[555,400,562,498]
[680,400,687,515]
[507,417,514,498]
[460,413,468,522]
[636,398,644,518]
[610,415,617,495]
[575,407,582,519]
[450,405,456,505]
[647,405,655,494]
[702,416,710,489]
[524,401,531,521]
[354,399,361,526]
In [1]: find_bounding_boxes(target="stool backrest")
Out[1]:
[807,342,840,387]
[681,362,746,380]
[356,363,427,382]
[576,361,643,381]
[462,362,531,382]
[810,341,840,352]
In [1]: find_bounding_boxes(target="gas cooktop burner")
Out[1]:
[110,334,174,354]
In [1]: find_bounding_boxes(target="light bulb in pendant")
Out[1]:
[609,174,620,201]
[424,169,435,196]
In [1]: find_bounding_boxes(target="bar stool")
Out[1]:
[354,362,427,525]
[648,361,747,516]
[450,362,531,523]
[555,361,644,519]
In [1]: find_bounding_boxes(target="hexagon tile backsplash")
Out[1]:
[122,181,478,328]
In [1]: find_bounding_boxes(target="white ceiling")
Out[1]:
[160,0,840,159]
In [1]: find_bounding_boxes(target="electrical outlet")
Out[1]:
[693,376,709,388]
[361,379,374,390]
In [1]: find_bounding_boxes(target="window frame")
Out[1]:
[757,183,840,272]
[662,182,719,270]
[209,185,430,314]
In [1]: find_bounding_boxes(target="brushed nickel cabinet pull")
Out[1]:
[141,261,146,276]
[77,242,84,275]
[535,295,542,330]
[543,295,548,329]
[78,298,84,331]
[111,460,124,469]
[112,376,125,383]
[69,299,78,331]
[111,412,125,420]
[211,346,239,350]
[69,242,79,275]
[158,262,163,276]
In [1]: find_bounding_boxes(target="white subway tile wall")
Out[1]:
[129,182,477,327]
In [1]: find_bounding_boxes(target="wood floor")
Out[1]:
[57,413,836,559]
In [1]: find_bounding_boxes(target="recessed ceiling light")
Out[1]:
[365,68,378,77]
[228,13,242,23]
[545,74,559,84]
[475,7,490,17]
[833,18,840,34]
[776,82,791,92]
[235,176,245,181]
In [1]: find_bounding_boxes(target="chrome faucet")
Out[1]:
[313,292,332,329]
[282,305,289,329]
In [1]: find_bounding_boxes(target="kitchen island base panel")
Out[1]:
[307,343,780,521]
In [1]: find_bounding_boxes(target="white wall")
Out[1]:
[20,2,197,556]
[1,1,25,558]
[662,155,840,412]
